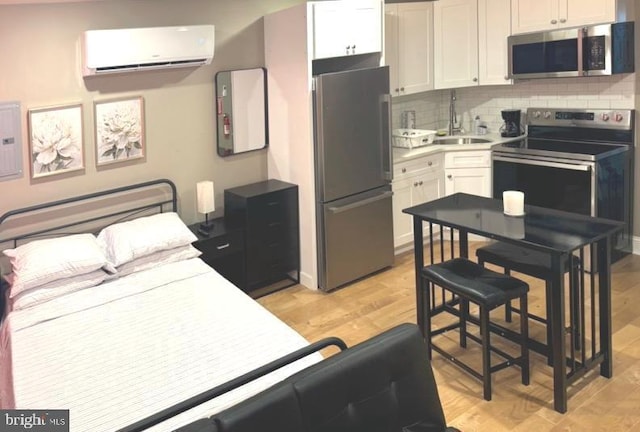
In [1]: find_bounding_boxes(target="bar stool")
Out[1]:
[476,242,581,362]
[421,258,530,401]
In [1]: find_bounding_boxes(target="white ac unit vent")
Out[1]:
[82,25,215,76]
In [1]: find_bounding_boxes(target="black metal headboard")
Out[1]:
[0,179,177,248]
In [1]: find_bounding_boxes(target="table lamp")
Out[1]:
[196,180,215,235]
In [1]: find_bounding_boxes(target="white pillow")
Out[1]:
[11,269,108,311]
[116,245,202,277]
[98,212,198,267]
[3,234,115,298]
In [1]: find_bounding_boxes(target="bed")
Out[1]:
[0,179,321,431]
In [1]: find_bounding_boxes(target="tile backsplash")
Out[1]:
[392,74,635,135]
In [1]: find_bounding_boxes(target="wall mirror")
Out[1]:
[215,67,268,157]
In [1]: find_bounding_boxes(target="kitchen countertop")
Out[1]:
[393,133,525,163]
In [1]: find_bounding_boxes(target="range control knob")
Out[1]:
[614,112,625,122]
[601,113,610,122]
[531,111,541,119]
[543,111,552,119]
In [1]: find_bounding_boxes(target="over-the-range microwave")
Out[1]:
[508,21,634,79]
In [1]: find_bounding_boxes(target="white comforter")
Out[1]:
[0,259,318,431]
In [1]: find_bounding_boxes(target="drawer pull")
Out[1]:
[267,201,280,206]
[216,243,230,250]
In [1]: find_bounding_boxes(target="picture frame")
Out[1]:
[28,103,84,179]
[94,96,145,166]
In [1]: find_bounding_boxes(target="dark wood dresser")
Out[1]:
[224,179,299,297]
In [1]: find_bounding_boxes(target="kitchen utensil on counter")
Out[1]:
[500,109,523,137]
[392,129,436,149]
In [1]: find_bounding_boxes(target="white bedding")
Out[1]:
[0,258,319,431]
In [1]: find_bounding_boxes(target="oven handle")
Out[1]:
[492,155,592,171]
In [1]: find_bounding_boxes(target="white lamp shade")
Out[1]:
[196,181,215,214]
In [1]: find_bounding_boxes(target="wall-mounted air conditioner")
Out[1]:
[82,25,215,77]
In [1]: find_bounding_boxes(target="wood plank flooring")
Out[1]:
[257,242,640,432]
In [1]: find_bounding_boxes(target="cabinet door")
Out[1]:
[564,0,616,28]
[313,0,382,60]
[313,2,350,59]
[397,2,433,94]
[392,170,443,249]
[478,0,511,86]
[511,0,558,34]
[384,5,400,95]
[434,0,479,89]
[392,177,414,248]
[445,167,492,197]
[351,0,383,56]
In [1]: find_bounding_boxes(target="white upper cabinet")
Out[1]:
[434,0,478,89]
[511,0,617,34]
[434,0,511,89]
[385,2,434,96]
[312,0,383,60]
[478,0,512,86]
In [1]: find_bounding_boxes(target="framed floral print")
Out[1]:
[28,103,84,179]
[94,96,145,166]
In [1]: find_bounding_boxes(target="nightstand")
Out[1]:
[189,218,245,289]
[225,179,299,297]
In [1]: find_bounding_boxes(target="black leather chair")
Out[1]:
[175,323,460,432]
[421,258,530,401]
[476,241,581,362]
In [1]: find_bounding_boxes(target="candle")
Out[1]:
[503,190,525,216]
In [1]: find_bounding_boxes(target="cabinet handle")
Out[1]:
[346,45,351,54]
[216,243,230,250]
[427,161,432,166]
[419,181,423,185]
[400,87,405,92]
[505,75,509,80]
[267,201,280,206]
[473,77,478,82]
[395,88,400,93]
[447,174,453,179]
[414,182,419,187]
[402,168,407,173]
[551,19,557,24]
[352,44,356,54]
[559,18,566,23]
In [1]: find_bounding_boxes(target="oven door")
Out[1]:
[492,154,595,216]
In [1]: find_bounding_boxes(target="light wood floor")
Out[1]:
[257,242,640,432]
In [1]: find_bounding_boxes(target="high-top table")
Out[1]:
[403,193,624,413]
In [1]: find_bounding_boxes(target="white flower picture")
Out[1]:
[28,104,84,179]
[95,97,145,166]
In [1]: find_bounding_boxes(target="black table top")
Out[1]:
[403,193,624,254]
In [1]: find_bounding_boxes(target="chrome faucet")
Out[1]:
[448,89,462,136]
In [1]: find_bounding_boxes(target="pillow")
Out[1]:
[98,212,197,267]
[11,269,108,311]
[115,245,202,277]
[3,234,115,298]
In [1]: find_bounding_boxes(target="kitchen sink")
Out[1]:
[432,137,493,145]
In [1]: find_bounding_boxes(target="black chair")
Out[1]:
[476,241,581,362]
[421,258,530,401]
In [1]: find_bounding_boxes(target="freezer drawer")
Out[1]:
[318,187,394,291]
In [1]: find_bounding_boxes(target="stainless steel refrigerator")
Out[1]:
[314,66,394,291]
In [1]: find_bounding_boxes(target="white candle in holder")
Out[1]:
[503,190,525,216]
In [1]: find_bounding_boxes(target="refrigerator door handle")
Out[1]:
[328,191,393,214]
[381,94,393,181]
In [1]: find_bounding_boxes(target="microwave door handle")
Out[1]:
[577,27,585,76]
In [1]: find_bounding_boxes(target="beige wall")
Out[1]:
[0,0,302,225]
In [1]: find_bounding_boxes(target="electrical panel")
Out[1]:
[0,102,23,182]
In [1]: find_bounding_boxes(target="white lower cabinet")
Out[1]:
[444,150,492,197]
[392,153,444,249]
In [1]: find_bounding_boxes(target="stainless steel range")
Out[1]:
[492,107,634,262]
